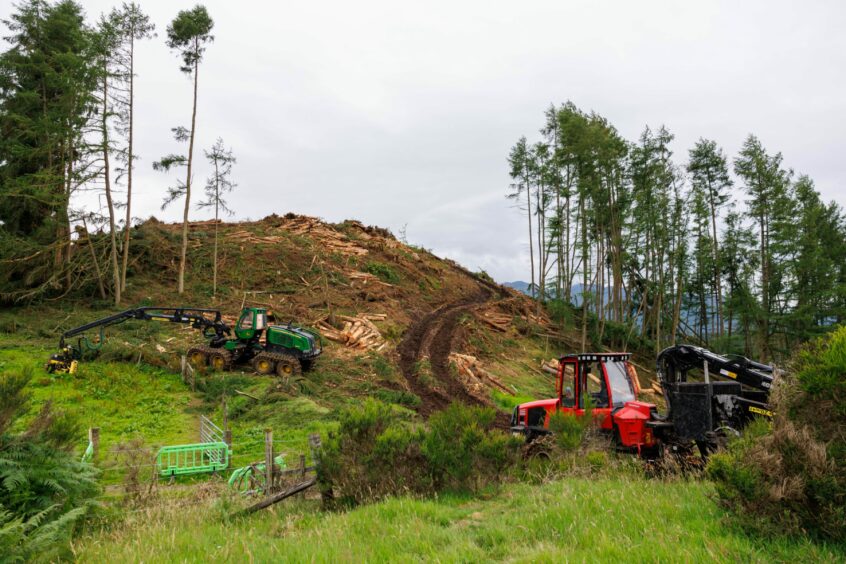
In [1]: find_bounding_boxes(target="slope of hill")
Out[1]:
[0,213,564,461]
[0,214,837,562]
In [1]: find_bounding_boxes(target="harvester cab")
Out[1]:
[233,307,268,341]
[511,353,660,454]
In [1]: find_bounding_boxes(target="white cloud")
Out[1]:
[54,0,846,282]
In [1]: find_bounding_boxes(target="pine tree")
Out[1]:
[687,139,732,337]
[507,137,535,297]
[197,138,236,298]
[164,5,214,295]
[114,2,155,293]
[0,0,97,302]
[734,135,793,360]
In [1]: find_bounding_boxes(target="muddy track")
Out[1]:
[398,288,511,428]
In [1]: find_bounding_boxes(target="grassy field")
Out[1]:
[74,477,844,563]
[0,251,835,562]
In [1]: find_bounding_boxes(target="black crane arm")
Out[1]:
[58,307,231,349]
[656,345,775,392]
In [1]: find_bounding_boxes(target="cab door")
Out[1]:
[576,359,614,430]
[557,359,578,416]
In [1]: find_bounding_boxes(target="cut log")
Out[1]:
[238,477,317,515]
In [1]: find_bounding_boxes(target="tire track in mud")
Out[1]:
[398,287,511,428]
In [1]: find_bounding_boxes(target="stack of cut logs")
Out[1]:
[541,358,559,375]
[645,380,663,396]
[477,311,512,332]
[227,230,284,245]
[280,216,369,256]
[347,271,394,287]
[317,314,387,352]
[449,353,513,402]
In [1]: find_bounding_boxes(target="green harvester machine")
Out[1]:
[47,306,322,377]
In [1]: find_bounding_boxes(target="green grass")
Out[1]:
[74,477,844,562]
[0,337,196,453]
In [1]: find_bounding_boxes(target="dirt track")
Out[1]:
[398,287,511,427]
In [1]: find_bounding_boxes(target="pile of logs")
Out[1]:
[449,353,513,402]
[280,216,369,256]
[227,230,284,245]
[317,314,387,352]
[477,311,512,332]
[347,271,394,287]
[541,358,559,375]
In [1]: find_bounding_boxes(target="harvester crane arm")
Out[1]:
[48,307,231,373]
[656,344,774,392]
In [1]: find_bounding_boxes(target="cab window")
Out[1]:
[581,361,609,408]
[256,312,267,330]
[606,360,636,406]
[561,363,576,407]
[238,311,255,330]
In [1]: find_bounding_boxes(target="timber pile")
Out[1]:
[227,230,284,244]
[541,358,559,375]
[449,353,512,402]
[317,314,387,351]
[477,311,512,332]
[280,216,369,256]
[348,271,394,287]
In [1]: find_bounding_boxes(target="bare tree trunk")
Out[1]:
[102,61,121,305]
[178,50,199,295]
[580,194,588,351]
[82,217,107,300]
[525,166,534,299]
[121,37,136,293]
[212,159,219,297]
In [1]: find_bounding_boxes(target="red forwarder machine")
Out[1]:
[510,346,775,457]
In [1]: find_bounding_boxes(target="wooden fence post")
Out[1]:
[298,454,306,499]
[308,433,333,505]
[221,396,228,431]
[264,429,274,494]
[89,427,100,460]
[181,355,187,385]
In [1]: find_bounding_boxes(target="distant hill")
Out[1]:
[503,281,533,296]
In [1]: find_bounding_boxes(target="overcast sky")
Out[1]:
[9,0,844,282]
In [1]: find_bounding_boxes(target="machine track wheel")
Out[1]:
[275,354,302,378]
[208,351,232,372]
[522,434,555,462]
[187,347,208,368]
[252,354,276,375]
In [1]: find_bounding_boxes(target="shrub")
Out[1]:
[365,262,400,284]
[707,326,846,541]
[423,404,520,491]
[548,411,590,451]
[319,400,520,506]
[0,368,100,561]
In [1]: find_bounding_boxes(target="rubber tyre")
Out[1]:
[252,355,275,375]
[209,352,228,372]
[275,355,302,378]
[188,349,207,367]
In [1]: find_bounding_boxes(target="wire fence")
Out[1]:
[81,412,323,510]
